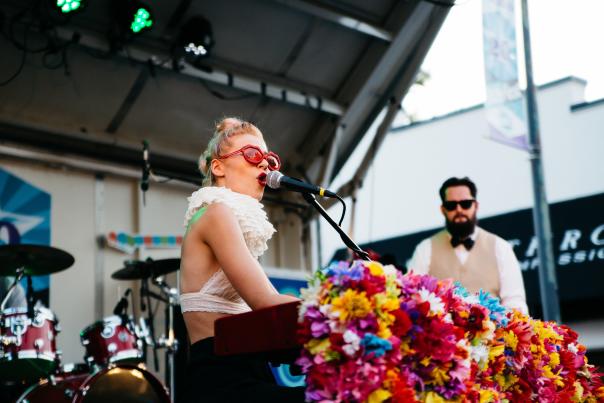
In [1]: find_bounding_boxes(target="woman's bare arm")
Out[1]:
[194,203,298,310]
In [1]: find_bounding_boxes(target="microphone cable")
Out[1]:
[334,193,346,226]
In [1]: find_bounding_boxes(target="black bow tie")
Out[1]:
[451,237,475,250]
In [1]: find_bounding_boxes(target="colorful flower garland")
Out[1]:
[297,260,604,402]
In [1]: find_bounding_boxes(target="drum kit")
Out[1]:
[0,244,181,402]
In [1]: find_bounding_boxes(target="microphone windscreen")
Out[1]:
[266,171,284,190]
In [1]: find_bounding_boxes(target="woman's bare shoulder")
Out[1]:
[190,202,238,237]
[201,202,235,222]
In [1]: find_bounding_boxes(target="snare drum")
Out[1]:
[0,307,60,381]
[17,363,170,403]
[80,315,143,366]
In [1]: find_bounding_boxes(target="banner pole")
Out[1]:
[521,0,561,322]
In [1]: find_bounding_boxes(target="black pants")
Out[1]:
[182,337,305,403]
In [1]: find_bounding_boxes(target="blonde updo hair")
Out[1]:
[198,117,263,187]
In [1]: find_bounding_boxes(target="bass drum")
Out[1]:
[17,364,170,403]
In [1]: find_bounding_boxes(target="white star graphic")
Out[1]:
[0,209,44,243]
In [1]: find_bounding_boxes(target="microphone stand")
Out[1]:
[301,193,370,261]
[141,141,150,206]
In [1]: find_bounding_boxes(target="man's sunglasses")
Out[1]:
[217,145,281,171]
[442,199,475,211]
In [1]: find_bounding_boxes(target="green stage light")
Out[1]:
[111,0,154,40]
[130,7,153,33]
[56,0,82,14]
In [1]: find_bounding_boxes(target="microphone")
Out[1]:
[141,140,150,193]
[266,171,338,198]
[113,288,132,316]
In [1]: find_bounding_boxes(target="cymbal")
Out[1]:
[111,258,180,280]
[0,244,75,276]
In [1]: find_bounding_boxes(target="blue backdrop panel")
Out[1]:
[0,168,51,302]
[268,276,308,388]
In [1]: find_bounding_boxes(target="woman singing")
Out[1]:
[180,118,305,402]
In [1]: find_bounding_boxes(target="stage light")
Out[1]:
[175,16,214,62]
[113,1,154,36]
[56,0,83,14]
[130,7,153,34]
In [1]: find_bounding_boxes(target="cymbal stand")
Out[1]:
[153,276,179,400]
[140,277,159,372]
[26,275,36,319]
[0,267,25,311]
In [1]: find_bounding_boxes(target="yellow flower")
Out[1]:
[533,322,562,343]
[367,388,391,403]
[424,391,446,403]
[382,296,400,312]
[503,331,518,350]
[368,261,384,276]
[400,340,414,354]
[479,390,496,403]
[385,277,401,296]
[549,352,560,367]
[494,373,505,389]
[306,338,330,355]
[431,366,451,386]
[377,320,392,339]
[573,381,584,401]
[542,365,556,379]
[489,344,505,361]
[331,289,371,322]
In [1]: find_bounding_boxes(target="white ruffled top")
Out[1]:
[183,186,276,259]
[180,186,276,315]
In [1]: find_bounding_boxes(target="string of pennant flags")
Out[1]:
[105,231,183,254]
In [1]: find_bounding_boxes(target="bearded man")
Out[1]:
[408,177,528,313]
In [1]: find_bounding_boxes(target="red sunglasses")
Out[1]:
[217,145,281,171]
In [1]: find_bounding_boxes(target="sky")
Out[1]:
[397,0,604,123]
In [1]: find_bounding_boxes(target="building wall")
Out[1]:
[321,77,604,265]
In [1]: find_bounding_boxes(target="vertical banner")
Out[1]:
[268,273,308,388]
[0,168,51,305]
[482,0,529,150]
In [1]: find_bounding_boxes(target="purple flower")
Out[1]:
[324,260,364,285]
[311,321,330,337]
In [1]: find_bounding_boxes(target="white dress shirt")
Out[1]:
[408,228,528,314]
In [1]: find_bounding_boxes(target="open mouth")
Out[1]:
[257,172,267,186]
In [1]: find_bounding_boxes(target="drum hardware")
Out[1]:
[152,275,179,400]
[0,244,74,382]
[111,257,181,400]
[111,257,179,375]
[1,266,25,312]
[0,243,75,318]
[0,245,173,401]
[141,275,160,373]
